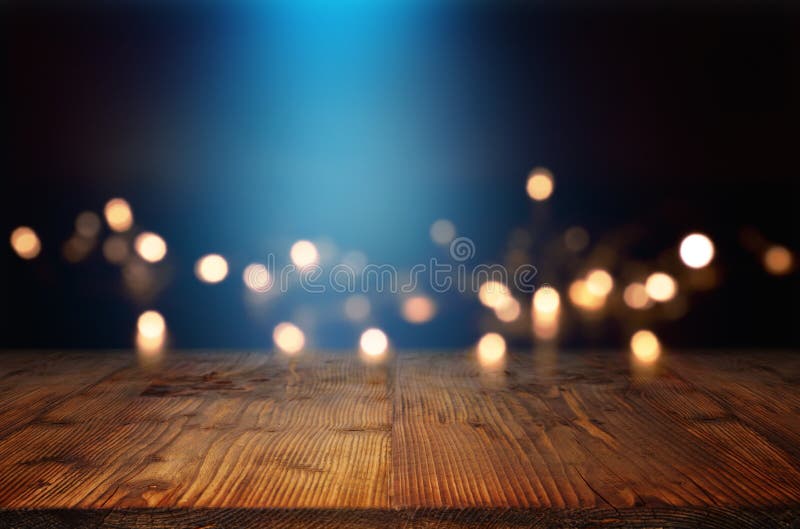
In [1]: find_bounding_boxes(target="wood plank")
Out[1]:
[0,351,392,510]
[392,350,800,515]
[0,351,134,440]
[0,349,798,528]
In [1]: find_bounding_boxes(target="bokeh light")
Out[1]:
[75,211,102,238]
[103,198,133,232]
[645,272,677,302]
[430,219,456,245]
[62,235,93,263]
[679,233,715,269]
[242,263,272,293]
[623,282,651,309]
[569,280,605,311]
[585,269,614,297]
[477,332,506,366]
[564,226,589,253]
[532,286,560,339]
[763,245,793,275]
[123,261,156,298]
[134,232,167,263]
[137,310,166,339]
[195,254,229,283]
[102,235,129,264]
[10,226,41,260]
[136,332,165,357]
[290,240,319,269]
[344,295,371,322]
[478,281,512,309]
[526,168,554,201]
[273,322,305,355]
[533,285,560,314]
[360,328,388,357]
[402,295,437,324]
[630,329,661,363]
[495,297,521,322]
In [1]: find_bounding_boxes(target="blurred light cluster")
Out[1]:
[6,163,796,368]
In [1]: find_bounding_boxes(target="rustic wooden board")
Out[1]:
[0,349,798,528]
[0,351,392,511]
[392,349,800,527]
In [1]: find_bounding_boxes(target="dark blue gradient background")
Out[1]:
[3,2,798,349]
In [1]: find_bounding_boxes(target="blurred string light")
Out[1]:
[402,295,436,324]
[430,219,456,246]
[630,329,661,364]
[11,162,790,356]
[62,235,94,263]
[532,285,560,339]
[680,233,715,269]
[568,279,604,311]
[477,332,506,366]
[195,254,229,284]
[564,226,589,253]
[134,232,167,263]
[136,310,166,357]
[10,226,41,260]
[623,282,652,310]
[478,281,512,309]
[290,240,319,269]
[360,328,388,357]
[645,272,677,302]
[585,269,614,297]
[344,295,371,322]
[273,322,305,355]
[526,167,554,201]
[137,310,165,338]
[533,285,560,313]
[102,235,129,264]
[764,245,793,275]
[123,261,156,298]
[75,211,101,238]
[103,198,133,232]
[242,263,272,293]
[494,297,521,322]
[136,332,165,356]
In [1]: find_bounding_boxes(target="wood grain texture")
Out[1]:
[0,349,798,528]
[392,350,800,520]
[0,351,391,510]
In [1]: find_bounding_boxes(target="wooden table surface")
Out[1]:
[0,349,798,528]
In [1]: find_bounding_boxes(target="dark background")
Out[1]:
[3,2,799,350]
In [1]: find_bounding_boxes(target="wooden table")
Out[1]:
[0,349,798,528]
